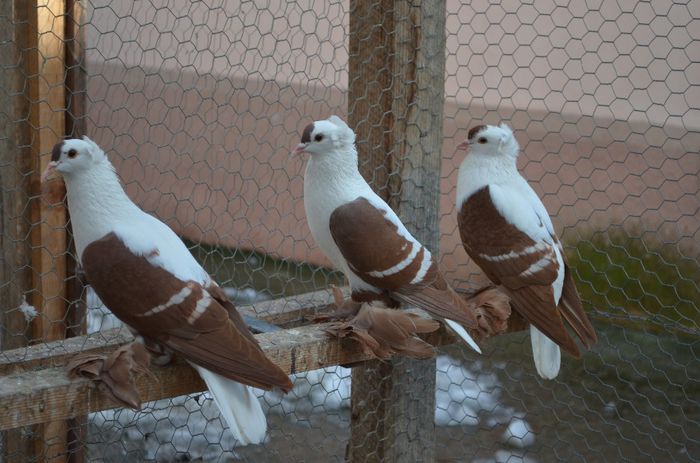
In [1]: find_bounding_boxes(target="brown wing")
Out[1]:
[559,260,597,349]
[458,186,595,356]
[329,197,478,328]
[82,233,292,391]
[206,283,259,345]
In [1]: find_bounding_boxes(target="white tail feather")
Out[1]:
[444,318,482,354]
[193,365,267,445]
[530,326,561,379]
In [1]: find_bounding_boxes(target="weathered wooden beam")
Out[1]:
[348,0,396,199]
[0,287,347,374]
[0,328,133,375]
[0,286,528,433]
[64,0,87,341]
[347,1,447,462]
[0,0,34,354]
[0,1,36,460]
[60,3,88,459]
[3,1,71,461]
[0,322,458,432]
[29,0,68,344]
[236,286,349,328]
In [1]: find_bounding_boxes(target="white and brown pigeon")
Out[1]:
[456,123,597,379]
[42,137,293,444]
[296,116,509,355]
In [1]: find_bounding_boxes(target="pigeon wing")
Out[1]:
[82,232,293,391]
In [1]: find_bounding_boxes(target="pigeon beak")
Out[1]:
[41,161,60,183]
[457,140,471,150]
[292,142,308,155]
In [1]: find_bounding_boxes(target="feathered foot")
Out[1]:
[462,285,512,343]
[67,341,152,409]
[323,303,440,360]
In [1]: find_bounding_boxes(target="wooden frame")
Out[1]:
[1,1,75,461]
[0,288,462,431]
[348,1,447,461]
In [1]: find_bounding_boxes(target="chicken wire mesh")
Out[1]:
[0,0,697,462]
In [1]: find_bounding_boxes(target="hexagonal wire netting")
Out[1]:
[0,0,698,461]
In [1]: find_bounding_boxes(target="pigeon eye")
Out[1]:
[67,149,78,159]
[478,137,487,144]
[314,134,324,142]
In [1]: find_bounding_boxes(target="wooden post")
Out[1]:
[8,1,72,461]
[29,0,68,343]
[0,0,34,353]
[348,1,446,462]
[0,1,36,461]
[63,3,87,460]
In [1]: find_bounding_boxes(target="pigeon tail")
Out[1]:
[444,318,482,354]
[193,365,267,445]
[530,326,561,379]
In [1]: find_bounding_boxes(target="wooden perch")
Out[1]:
[0,287,527,432]
[0,287,347,375]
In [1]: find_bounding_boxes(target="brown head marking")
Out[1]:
[467,125,487,141]
[301,123,315,143]
[51,141,65,162]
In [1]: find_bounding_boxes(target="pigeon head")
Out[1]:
[41,136,108,182]
[293,115,356,156]
[458,123,519,159]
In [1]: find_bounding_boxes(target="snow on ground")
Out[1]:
[501,415,536,448]
[85,289,534,461]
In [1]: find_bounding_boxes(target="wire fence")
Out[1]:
[0,0,698,462]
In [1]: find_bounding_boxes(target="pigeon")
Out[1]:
[455,123,597,379]
[296,115,504,354]
[42,137,293,444]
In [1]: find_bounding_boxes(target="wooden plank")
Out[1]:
[347,4,395,457]
[29,0,68,343]
[0,287,346,374]
[26,2,70,460]
[237,286,348,327]
[0,1,36,461]
[64,0,87,340]
[0,328,132,375]
[0,0,34,352]
[347,2,446,461]
[0,287,527,377]
[2,1,69,461]
[0,314,530,432]
[63,4,88,459]
[348,0,397,198]
[382,3,446,459]
[0,323,456,432]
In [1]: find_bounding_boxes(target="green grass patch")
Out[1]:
[565,229,700,334]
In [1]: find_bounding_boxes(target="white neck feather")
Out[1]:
[304,146,369,196]
[456,152,519,207]
[303,146,373,275]
[63,161,143,260]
